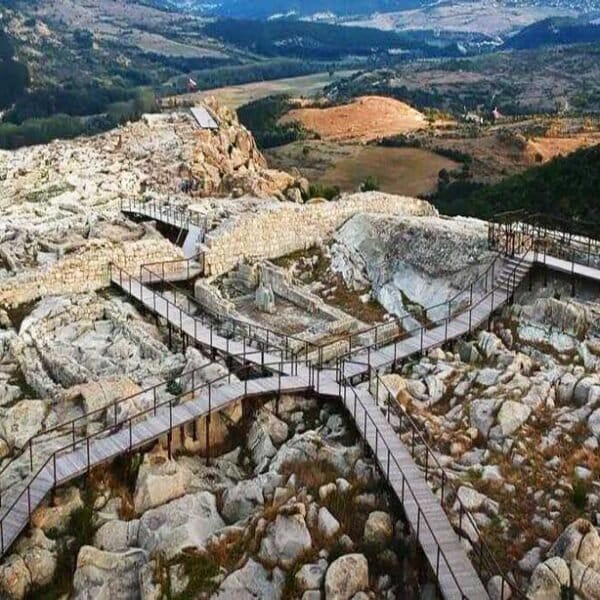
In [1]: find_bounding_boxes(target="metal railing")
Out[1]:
[0,358,307,555]
[489,211,600,269]
[110,263,324,364]
[332,369,475,599]
[120,199,208,232]
[368,370,521,599]
[337,241,533,370]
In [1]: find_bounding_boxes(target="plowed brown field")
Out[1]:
[281,95,427,142]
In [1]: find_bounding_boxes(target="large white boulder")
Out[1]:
[258,513,312,568]
[133,452,193,515]
[324,553,369,600]
[526,557,570,600]
[72,546,148,600]
[363,511,393,550]
[212,558,285,599]
[547,519,600,569]
[137,492,225,559]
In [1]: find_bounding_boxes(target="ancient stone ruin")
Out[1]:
[0,102,599,600]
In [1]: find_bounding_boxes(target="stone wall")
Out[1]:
[194,280,236,320]
[0,238,183,309]
[201,193,437,277]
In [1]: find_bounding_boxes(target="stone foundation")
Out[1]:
[201,193,437,277]
[0,238,183,309]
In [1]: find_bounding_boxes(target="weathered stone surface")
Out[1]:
[571,558,600,600]
[133,451,193,514]
[212,558,285,599]
[137,492,225,559]
[547,519,600,569]
[318,507,341,538]
[0,399,47,449]
[31,486,84,533]
[470,399,498,438]
[296,560,328,591]
[0,555,31,600]
[324,554,369,600]
[72,546,148,600]
[363,511,393,550]
[258,513,312,568]
[526,557,570,600]
[496,400,531,436]
[93,519,140,552]
[221,473,280,523]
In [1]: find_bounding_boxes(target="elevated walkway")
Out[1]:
[0,264,492,599]
[121,200,208,259]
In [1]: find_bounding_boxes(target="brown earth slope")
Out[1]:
[282,95,427,142]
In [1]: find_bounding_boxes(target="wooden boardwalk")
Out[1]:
[345,256,533,379]
[321,378,488,599]
[534,252,600,283]
[121,200,204,232]
[109,271,491,598]
[3,253,547,599]
[0,375,311,558]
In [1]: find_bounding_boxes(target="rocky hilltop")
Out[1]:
[0,101,599,600]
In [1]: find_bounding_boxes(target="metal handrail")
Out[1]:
[337,374,473,600]
[490,211,600,268]
[0,358,304,555]
[371,371,521,599]
[120,199,207,230]
[338,238,534,368]
[135,261,322,361]
[0,347,289,507]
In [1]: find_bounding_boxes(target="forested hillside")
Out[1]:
[433,144,600,222]
[203,19,416,60]
[505,17,600,50]
[0,27,30,110]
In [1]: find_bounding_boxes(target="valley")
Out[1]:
[1,1,600,598]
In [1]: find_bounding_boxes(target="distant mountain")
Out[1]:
[505,17,600,50]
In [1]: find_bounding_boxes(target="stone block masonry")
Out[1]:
[0,238,183,309]
[201,193,437,277]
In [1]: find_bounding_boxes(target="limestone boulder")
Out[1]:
[324,554,369,600]
[496,400,531,436]
[212,558,285,599]
[221,473,280,523]
[258,512,312,568]
[137,492,225,559]
[133,451,193,514]
[0,555,31,600]
[526,557,570,600]
[72,546,148,600]
[269,431,361,479]
[296,560,328,591]
[0,399,47,450]
[93,519,140,552]
[13,528,57,589]
[318,507,341,538]
[31,486,83,533]
[470,399,498,439]
[571,558,600,600]
[547,519,600,569]
[363,511,393,550]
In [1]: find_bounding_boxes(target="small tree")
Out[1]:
[361,175,380,192]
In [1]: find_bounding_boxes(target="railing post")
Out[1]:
[206,385,212,466]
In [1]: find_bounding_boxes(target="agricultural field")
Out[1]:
[174,70,357,109]
[266,141,458,196]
